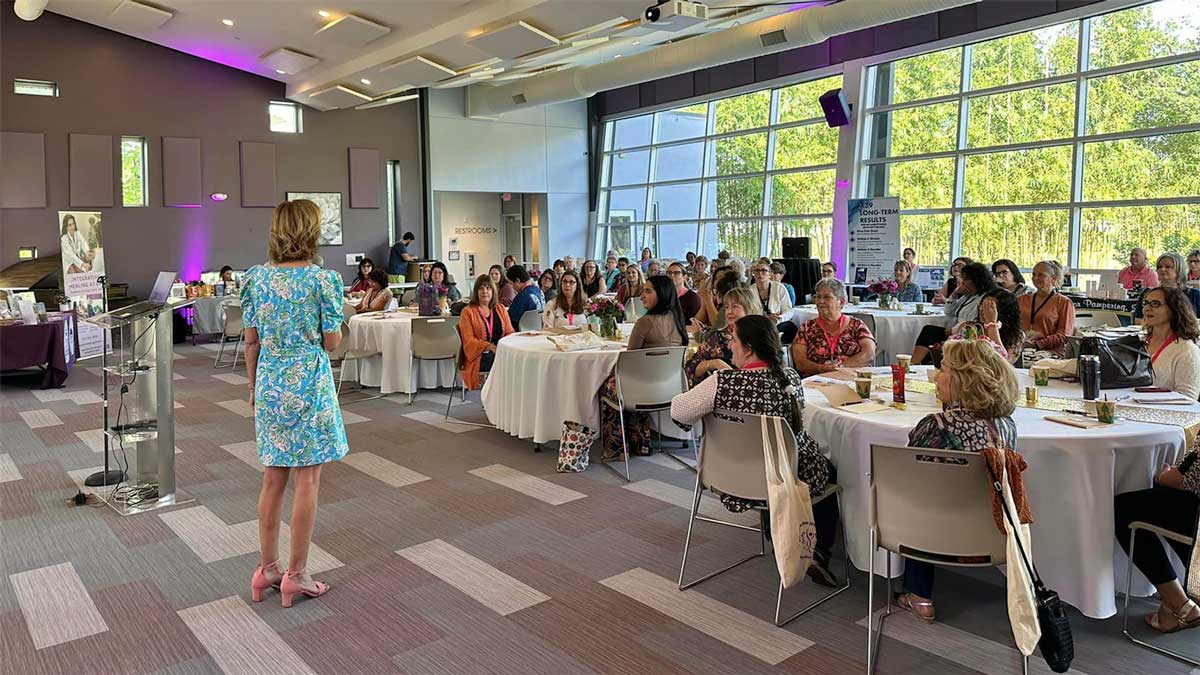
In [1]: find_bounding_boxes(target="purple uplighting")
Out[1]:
[831,178,852,275]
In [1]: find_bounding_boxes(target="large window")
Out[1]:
[861,0,1200,271]
[120,136,147,207]
[597,75,842,261]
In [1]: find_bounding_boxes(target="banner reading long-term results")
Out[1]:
[847,197,900,282]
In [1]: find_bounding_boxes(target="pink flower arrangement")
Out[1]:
[588,296,625,320]
[867,279,899,296]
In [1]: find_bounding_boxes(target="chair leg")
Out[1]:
[773,492,853,626]
[445,371,457,420]
[603,404,632,482]
[231,334,243,370]
[677,480,705,589]
[1121,526,1200,667]
[666,427,698,472]
[214,334,226,367]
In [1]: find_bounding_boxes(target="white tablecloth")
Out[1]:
[482,328,633,444]
[803,366,1191,618]
[346,312,457,395]
[192,297,238,334]
[790,304,944,364]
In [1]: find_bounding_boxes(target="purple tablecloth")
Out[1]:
[0,319,74,388]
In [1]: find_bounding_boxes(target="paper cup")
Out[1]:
[915,303,925,314]
[1033,368,1050,386]
[1096,399,1116,424]
[1025,386,1039,406]
[855,378,872,398]
[896,354,912,371]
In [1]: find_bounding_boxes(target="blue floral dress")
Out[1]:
[240,264,348,467]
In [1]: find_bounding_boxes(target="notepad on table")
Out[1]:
[1044,415,1111,429]
[1131,392,1196,405]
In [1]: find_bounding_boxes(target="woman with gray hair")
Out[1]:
[1018,260,1075,355]
[1134,252,1200,321]
[790,278,876,376]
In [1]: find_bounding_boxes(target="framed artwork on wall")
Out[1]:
[286,191,343,245]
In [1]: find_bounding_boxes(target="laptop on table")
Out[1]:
[106,271,178,320]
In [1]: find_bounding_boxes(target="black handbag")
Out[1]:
[1072,334,1153,389]
[984,460,1074,673]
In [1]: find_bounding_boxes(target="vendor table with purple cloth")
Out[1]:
[0,314,76,388]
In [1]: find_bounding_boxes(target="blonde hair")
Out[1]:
[269,200,321,263]
[940,339,1018,419]
[722,286,764,318]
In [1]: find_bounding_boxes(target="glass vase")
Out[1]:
[878,293,895,310]
[600,315,618,338]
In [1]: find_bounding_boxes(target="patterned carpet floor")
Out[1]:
[0,341,1193,674]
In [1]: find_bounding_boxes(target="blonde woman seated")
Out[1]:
[614,265,645,306]
[457,275,514,390]
[898,338,1019,623]
[598,276,689,462]
[543,270,590,329]
[671,315,841,585]
[684,286,762,387]
[354,269,392,313]
[790,278,876,375]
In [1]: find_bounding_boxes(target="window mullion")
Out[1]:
[1069,15,1091,272]
[950,45,971,261]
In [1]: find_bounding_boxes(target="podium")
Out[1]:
[84,300,194,515]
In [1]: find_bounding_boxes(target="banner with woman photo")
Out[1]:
[56,211,109,358]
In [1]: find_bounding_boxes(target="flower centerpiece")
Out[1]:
[587,296,625,338]
[867,279,899,310]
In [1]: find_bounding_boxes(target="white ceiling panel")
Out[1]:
[108,0,172,32]
[309,84,374,108]
[376,56,457,89]
[259,48,320,75]
[314,14,392,47]
[466,21,559,61]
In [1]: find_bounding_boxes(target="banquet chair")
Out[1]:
[866,443,1027,675]
[519,310,543,332]
[400,289,416,307]
[599,346,688,481]
[677,409,848,627]
[625,297,646,322]
[1074,310,1122,330]
[1122,520,1200,667]
[214,304,244,369]
[409,316,461,406]
[333,303,381,403]
[385,296,399,311]
[852,312,881,365]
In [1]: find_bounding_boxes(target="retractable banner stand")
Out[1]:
[847,197,901,282]
[56,210,110,358]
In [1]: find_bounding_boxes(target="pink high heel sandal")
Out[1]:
[280,569,330,608]
[250,561,284,602]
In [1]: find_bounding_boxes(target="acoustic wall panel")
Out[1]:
[239,141,276,207]
[348,147,381,208]
[0,132,47,208]
[162,137,202,207]
[69,133,114,207]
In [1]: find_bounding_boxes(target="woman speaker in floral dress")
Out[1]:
[242,199,348,608]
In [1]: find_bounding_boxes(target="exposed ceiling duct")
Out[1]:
[467,0,980,117]
[13,0,49,21]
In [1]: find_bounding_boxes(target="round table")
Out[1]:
[802,365,1192,618]
[191,296,238,335]
[346,311,457,395]
[790,304,944,364]
[482,327,637,444]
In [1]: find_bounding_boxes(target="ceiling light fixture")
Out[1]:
[275,69,286,74]
[360,78,371,85]
[221,19,233,27]
[614,54,623,58]
[318,10,330,18]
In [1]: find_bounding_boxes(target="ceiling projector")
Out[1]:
[643,1,709,30]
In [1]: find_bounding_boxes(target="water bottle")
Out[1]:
[1079,354,1101,400]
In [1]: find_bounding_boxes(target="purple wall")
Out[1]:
[596,0,1105,116]
[0,9,423,295]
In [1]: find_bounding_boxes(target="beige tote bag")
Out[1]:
[761,414,817,589]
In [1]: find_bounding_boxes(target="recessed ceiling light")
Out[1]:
[632,41,641,45]
[318,10,330,18]
[614,54,622,58]
[221,19,233,26]
[275,69,286,74]
[360,78,371,85]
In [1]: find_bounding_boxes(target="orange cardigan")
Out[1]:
[457,304,514,390]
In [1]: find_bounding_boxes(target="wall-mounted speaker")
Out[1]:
[819,88,851,128]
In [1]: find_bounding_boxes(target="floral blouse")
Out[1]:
[795,315,874,364]
[683,327,732,387]
[908,406,1018,454]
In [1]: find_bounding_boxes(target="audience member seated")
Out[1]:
[790,278,876,375]
[457,275,514,390]
[913,261,993,365]
[1188,249,1200,283]
[348,258,374,294]
[538,269,559,304]
[684,286,762,386]
[543,271,589,329]
[667,261,702,322]
[1115,435,1200,633]
[613,257,630,288]
[992,259,1032,296]
[598,276,688,461]
[579,259,605,297]
[932,256,971,306]
[615,265,646,306]
[1134,253,1200,321]
[505,265,544,327]
[1119,246,1160,291]
[564,255,577,272]
[638,247,654,272]
[686,251,696,268]
[552,259,567,278]
[671,315,841,585]
[602,255,621,289]
[489,265,516,307]
[1141,286,1200,400]
[692,267,741,334]
[903,247,917,272]
[1018,260,1075,356]
[892,260,923,302]
[354,269,391,313]
[750,260,796,343]
[691,255,709,288]
[896,338,1020,623]
[964,288,1024,364]
[821,261,837,280]
[647,259,663,278]
[770,262,797,305]
[503,254,516,270]
[416,262,462,304]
